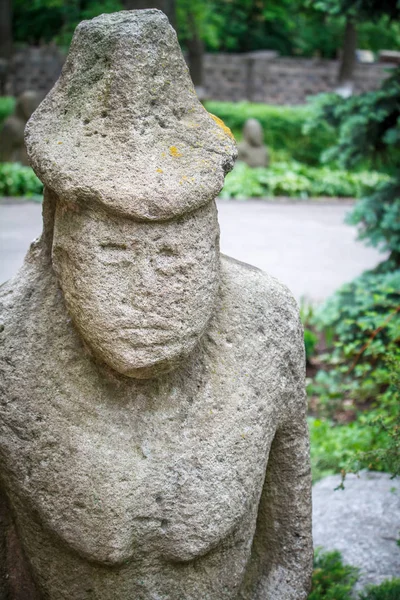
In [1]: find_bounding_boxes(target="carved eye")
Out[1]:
[154,246,181,275]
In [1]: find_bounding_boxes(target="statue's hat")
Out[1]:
[25,10,236,221]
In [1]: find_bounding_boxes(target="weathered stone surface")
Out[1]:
[237,118,269,168]
[313,472,400,591]
[25,10,236,221]
[0,91,41,165]
[0,10,312,600]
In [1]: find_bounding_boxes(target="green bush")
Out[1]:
[304,328,318,362]
[305,68,400,267]
[0,97,15,124]
[345,347,400,479]
[309,417,382,482]
[309,549,359,600]
[220,161,389,199]
[0,163,43,197]
[309,270,400,480]
[346,179,400,263]
[359,579,400,600]
[313,270,400,407]
[204,101,336,165]
[309,549,400,600]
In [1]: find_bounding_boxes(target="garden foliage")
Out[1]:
[305,0,400,482]
[359,579,400,600]
[309,549,359,600]
[0,97,15,125]
[0,163,43,197]
[221,161,388,199]
[306,67,400,264]
[309,548,400,599]
[205,101,336,165]
[310,270,400,479]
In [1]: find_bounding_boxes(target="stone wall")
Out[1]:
[203,52,393,104]
[6,46,64,97]
[4,46,394,105]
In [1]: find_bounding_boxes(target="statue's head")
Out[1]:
[243,118,264,148]
[25,9,236,378]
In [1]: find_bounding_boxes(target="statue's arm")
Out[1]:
[0,486,40,599]
[242,306,313,600]
[0,487,9,599]
[251,415,313,599]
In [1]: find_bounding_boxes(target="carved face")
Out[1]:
[52,201,220,379]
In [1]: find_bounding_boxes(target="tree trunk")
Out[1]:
[122,0,176,30]
[338,18,357,85]
[0,0,12,60]
[186,11,203,88]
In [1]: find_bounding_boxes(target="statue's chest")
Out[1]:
[1,363,276,566]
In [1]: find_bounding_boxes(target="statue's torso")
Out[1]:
[0,254,299,599]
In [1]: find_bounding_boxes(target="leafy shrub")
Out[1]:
[220,161,389,199]
[309,418,382,482]
[204,101,336,165]
[304,329,318,362]
[0,163,43,197]
[305,68,400,267]
[346,179,400,263]
[309,270,400,480]
[359,579,400,600]
[309,548,359,600]
[309,550,400,600]
[344,347,400,479]
[313,270,400,407]
[0,97,15,124]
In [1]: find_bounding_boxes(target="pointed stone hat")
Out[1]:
[25,10,237,221]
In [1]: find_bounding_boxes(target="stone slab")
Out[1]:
[313,472,400,591]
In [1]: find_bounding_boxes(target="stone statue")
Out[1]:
[0,91,41,165]
[237,118,269,168]
[0,10,312,600]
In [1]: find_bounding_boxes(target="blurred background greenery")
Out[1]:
[4,0,400,57]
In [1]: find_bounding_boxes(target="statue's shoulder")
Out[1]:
[0,275,22,319]
[220,254,300,327]
[218,255,305,412]
[0,251,52,329]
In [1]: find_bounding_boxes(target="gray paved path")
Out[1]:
[313,472,400,591]
[0,200,385,302]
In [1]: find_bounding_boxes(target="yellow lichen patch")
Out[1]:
[179,176,194,185]
[169,146,182,158]
[208,113,235,140]
[156,168,163,173]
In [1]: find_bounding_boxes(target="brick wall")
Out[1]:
[5,46,394,105]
